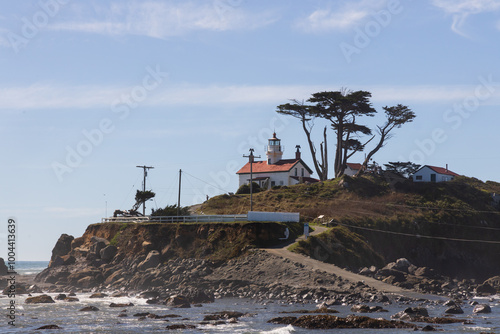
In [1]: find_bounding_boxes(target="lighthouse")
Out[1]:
[266,133,283,164]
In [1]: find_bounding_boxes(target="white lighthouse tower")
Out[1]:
[266,132,283,164]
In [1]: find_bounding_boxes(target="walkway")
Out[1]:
[262,225,442,300]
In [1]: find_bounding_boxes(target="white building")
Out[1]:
[344,163,362,176]
[236,133,317,189]
[413,165,459,183]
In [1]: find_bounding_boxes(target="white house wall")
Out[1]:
[413,167,454,182]
[238,161,312,189]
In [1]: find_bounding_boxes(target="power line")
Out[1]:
[335,222,500,245]
[182,170,229,193]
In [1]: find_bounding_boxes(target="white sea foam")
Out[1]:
[260,324,296,334]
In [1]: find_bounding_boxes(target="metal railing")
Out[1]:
[101,214,248,224]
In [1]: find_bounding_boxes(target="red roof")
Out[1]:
[237,159,312,174]
[346,163,362,170]
[423,165,460,176]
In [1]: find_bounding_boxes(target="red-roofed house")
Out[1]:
[413,165,460,183]
[344,163,363,176]
[236,133,317,189]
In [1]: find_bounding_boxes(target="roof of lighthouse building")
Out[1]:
[236,158,313,175]
[270,132,280,140]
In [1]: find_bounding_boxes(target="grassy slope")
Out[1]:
[199,175,500,276]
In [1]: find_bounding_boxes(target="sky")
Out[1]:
[1,0,500,260]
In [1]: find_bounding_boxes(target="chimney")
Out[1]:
[295,145,301,160]
[446,164,448,172]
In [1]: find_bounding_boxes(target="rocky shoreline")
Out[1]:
[3,226,499,331]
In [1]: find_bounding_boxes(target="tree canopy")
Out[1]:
[276,89,415,179]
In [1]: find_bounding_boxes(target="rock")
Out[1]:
[476,282,496,295]
[203,311,245,321]
[166,324,196,330]
[182,288,214,303]
[268,315,417,329]
[25,294,55,304]
[484,275,500,292]
[392,307,429,321]
[55,293,67,300]
[473,304,491,314]
[422,325,436,331]
[351,305,371,313]
[140,291,160,299]
[414,267,438,279]
[377,268,406,282]
[64,297,79,302]
[89,237,110,259]
[104,269,124,285]
[80,306,99,311]
[71,236,85,250]
[49,234,74,264]
[138,250,160,271]
[165,295,190,308]
[90,292,108,298]
[36,324,62,330]
[0,258,9,275]
[67,268,104,287]
[110,302,134,307]
[445,306,464,314]
[100,245,118,262]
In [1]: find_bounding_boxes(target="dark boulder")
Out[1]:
[80,306,99,311]
[49,234,74,266]
[138,250,160,271]
[100,245,118,262]
[473,304,491,314]
[36,324,62,330]
[165,295,190,308]
[0,258,9,275]
[25,294,55,304]
[476,282,496,295]
[445,306,464,314]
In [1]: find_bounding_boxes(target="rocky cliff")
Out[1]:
[35,221,300,290]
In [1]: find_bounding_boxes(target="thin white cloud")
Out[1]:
[431,0,500,36]
[296,0,387,33]
[1,82,500,111]
[49,1,276,38]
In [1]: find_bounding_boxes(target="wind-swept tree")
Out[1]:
[356,104,416,177]
[276,100,328,181]
[308,90,376,177]
[384,161,421,179]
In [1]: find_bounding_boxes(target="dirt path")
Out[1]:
[262,225,441,300]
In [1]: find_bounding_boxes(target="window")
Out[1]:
[271,181,276,187]
[301,168,304,177]
[416,175,422,180]
[294,168,297,176]
[268,159,271,164]
[280,181,284,185]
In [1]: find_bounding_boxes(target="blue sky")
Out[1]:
[1,0,500,260]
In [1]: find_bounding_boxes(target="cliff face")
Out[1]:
[35,221,300,290]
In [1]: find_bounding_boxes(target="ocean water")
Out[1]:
[13,261,49,275]
[1,263,499,333]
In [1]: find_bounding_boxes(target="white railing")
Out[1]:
[101,214,248,224]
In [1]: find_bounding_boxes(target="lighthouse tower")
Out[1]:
[266,132,283,164]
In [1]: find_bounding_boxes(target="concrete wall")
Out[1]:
[248,211,300,222]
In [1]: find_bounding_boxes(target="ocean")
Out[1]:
[1,262,499,333]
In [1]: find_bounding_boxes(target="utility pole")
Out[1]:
[177,169,182,216]
[136,165,154,215]
[243,148,260,211]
